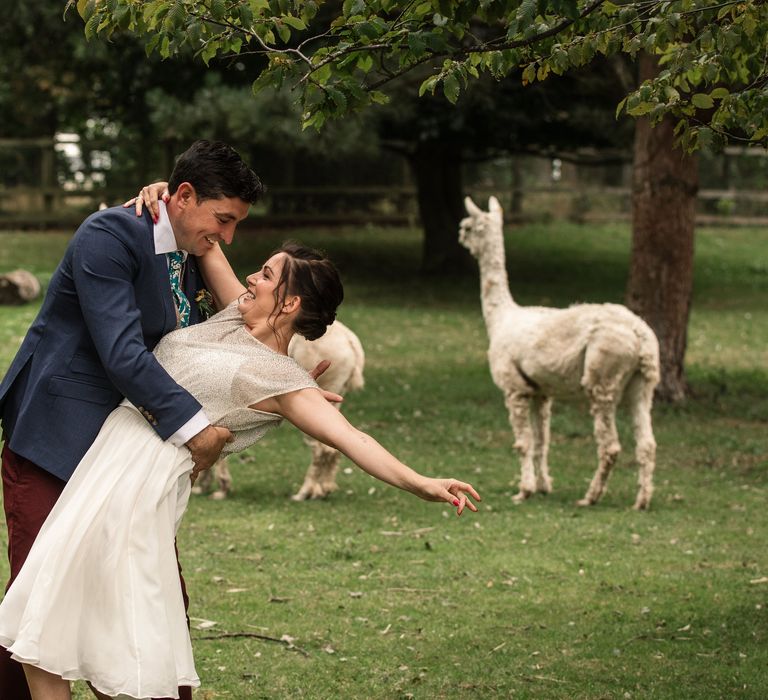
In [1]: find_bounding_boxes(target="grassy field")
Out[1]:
[0,220,766,699]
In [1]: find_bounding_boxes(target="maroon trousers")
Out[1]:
[1,444,192,700]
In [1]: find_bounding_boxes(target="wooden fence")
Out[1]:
[2,137,768,228]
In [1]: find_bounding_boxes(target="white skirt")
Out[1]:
[0,404,200,699]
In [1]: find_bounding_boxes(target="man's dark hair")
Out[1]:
[168,140,264,204]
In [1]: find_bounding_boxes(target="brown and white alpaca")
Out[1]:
[459,196,659,509]
[193,319,365,501]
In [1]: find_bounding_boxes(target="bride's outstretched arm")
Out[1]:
[255,389,481,515]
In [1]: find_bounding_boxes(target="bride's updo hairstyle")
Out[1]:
[270,242,344,341]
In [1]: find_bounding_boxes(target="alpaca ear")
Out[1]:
[488,196,502,215]
[464,196,481,216]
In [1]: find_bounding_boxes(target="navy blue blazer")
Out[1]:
[0,205,206,481]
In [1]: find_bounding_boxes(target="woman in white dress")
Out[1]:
[0,240,480,700]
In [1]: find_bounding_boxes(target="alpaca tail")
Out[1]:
[634,319,661,389]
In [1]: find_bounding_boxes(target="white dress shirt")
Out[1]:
[153,200,210,446]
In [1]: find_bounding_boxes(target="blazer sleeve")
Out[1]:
[71,217,202,440]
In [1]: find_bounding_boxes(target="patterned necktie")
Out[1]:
[167,251,191,328]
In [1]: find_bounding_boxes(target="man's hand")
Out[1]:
[309,360,343,404]
[185,425,232,483]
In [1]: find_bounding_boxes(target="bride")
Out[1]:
[0,239,480,700]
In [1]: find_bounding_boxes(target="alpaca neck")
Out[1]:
[477,241,517,332]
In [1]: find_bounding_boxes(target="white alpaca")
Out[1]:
[459,196,659,509]
[194,320,365,501]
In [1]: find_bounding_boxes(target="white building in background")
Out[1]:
[54,127,112,190]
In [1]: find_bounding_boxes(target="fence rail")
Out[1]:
[2,184,768,229]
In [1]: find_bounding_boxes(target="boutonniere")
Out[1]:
[194,288,215,320]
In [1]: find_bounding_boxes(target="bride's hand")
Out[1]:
[123,182,169,222]
[417,477,481,516]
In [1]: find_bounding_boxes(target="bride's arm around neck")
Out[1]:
[197,243,246,311]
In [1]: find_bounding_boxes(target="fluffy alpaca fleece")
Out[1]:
[459,196,660,509]
[193,320,365,501]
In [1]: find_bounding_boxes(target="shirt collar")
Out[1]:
[153,200,187,259]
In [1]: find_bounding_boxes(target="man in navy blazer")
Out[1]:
[0,140,263,700]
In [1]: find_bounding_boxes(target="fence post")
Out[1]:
[41,141,56,213]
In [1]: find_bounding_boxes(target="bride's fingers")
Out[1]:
[453,481,481,502]
[142,185,163,221]
[441,489,476,516]
[134,192,145,217]
[460,494,478,513]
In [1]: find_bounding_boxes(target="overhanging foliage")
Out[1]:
[71,1,768,148]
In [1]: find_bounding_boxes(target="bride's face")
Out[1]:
[238,252,289,325]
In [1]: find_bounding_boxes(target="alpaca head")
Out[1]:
[458,196,504,259]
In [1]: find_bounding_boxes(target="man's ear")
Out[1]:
[175,182,197,207]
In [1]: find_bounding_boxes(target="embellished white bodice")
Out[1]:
[153,302,317,454]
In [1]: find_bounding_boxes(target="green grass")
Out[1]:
[0,222,766,699]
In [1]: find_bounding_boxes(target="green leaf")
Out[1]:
[691,93,714,109]
[357,53,374,73]
[419,75,439,96]
[303,1,319,21]
[407,32,427,56]
[627,101,656,116]
[200,42,218,65]
[522,63,537,85]
[77,0,95,21]
[276,21,291,43]
[165,2,185,30]
[251,71,274,95]
[369,90,389,104]
[146,32,162,57]
[209,0,226,21]
[710,87,729,100]
[443,73,460,103]
[327,87,348,112]
[313,63,332,84]
[282,15,306,30]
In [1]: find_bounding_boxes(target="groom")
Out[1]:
[0,140,264,700]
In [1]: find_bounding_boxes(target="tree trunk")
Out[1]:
[626,53,699,402]
[409,140,473,274]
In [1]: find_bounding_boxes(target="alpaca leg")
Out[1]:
[505,392,537,502]
[626,375,657,510]
[192,462,215,495]
[577,400,621,506]
[292,438,341,501]
[314,440,341,495]
[531,396,553,494]
[210,456,232,500]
